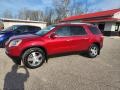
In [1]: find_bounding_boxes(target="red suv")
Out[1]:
[5,23,104,69]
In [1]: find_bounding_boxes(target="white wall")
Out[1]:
[111,22,116,31]
[104,22,114,31]
[3,22,46,29]
[104,22,119,32]
[113,11,120,18]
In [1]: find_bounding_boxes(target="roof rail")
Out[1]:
[58,22,93,25]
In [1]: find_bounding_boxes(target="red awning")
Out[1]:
[82,18,120,23]
[61,9,120,22]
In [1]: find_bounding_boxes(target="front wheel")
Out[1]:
[22,48,46,69]
[88,44,99,58]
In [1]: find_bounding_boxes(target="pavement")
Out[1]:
[0,37,120,90]
[107,36,120,39]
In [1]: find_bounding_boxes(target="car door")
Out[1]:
[46,26,73,55]
[69,25,90,51]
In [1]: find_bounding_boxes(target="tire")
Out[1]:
[88,44,99,58]
[0,41,5,48]
[22,47,46,69]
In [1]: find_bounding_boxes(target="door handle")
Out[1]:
[84,38,88,40]
[66,40,72,42]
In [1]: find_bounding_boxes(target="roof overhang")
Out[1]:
[82,18,120,23]
[0,18,47,24]
[61,9,120,22]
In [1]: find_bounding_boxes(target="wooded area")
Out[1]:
[2,0,88,25]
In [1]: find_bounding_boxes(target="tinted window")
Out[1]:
[70,26,87,35]
[15,26,28,33]
[55,26,71,36]
[89,26,101,34]
[27,26,41,31]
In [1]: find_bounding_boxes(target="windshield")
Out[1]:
[35,25,55,36]
[1,25,19,31]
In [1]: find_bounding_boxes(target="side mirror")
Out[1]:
[50,33,58,39]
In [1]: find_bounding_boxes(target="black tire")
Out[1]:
[0,41,5,48]
[88,44,99,58]
[22,47,46,69]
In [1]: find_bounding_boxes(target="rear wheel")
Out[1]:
[22,47,45,69]
[88,44,99,58]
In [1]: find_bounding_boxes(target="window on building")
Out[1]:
[115,22,120,31]
[98,23,105,33]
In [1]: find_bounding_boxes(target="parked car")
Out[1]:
[5,23,104,69]
[0,25,41,47]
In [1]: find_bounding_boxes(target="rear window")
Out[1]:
[89,26,101,35]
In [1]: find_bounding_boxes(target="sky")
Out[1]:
[0,0,120,17]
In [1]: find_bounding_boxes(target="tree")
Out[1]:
[53,0,70,21]
[17,8,44,21]
[69,0,83,16]
[3,9,13,18]
[44,7,55,25]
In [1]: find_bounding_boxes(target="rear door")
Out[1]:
[69,25,90,51]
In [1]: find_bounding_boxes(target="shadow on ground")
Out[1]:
[3,64,29,90]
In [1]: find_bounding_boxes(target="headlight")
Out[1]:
[0,34,4,38]
[9,39,22,47]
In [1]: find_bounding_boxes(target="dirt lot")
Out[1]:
[0,37,120,90]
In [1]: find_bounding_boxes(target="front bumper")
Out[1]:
[5,51,21,65]
[5,46,22,65]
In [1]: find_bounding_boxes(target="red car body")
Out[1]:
[5,23,104,67]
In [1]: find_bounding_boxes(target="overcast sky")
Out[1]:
[0,0,120,17]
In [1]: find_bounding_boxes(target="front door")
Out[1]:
[46,26,72,55]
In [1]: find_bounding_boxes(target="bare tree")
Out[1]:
[44,7,55,25]
[1,0,88,25]
[69,0,83,16]
[53,0,70,21]
[17,8,44,21]
[2,9,13,18]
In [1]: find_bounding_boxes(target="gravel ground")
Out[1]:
[0,37,120,90]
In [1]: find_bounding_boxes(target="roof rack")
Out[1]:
[58,22,93,25]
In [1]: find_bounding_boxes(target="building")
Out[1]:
[0,18,47,29]
[61,9,120,36]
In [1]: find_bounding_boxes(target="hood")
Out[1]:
[9,34,39,40]
[0,31,10,34]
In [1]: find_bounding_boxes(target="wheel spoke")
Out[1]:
[90,46,98,56]
[27,51,43,67]
[36,54,42,59]
[32,52,36,57]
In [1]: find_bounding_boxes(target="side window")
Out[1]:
[55,26,71,36]
[16,26,28,33]
[89,26,101,35]
[70,26,87,36]
[28,26,41,32]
